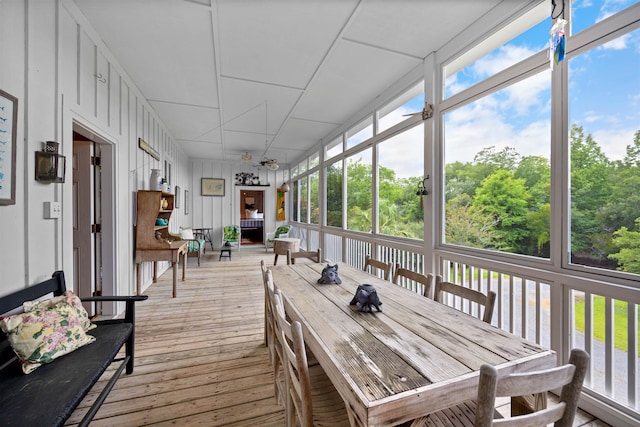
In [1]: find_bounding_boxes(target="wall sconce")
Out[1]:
[35,141,66,183]
[280,182,290,192]
[416,175,429,196]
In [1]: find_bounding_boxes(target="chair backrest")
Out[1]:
[475,348,589,427]
[434,276,496,323]
[274,225,291,239]
[393,264,435,298]
[264,269,287,404]
[286,248,321,265]
[272,289,315,427]
[363,255,392,281]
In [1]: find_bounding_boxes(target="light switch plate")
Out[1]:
[44,201,61,219]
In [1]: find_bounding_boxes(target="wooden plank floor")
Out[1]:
[65,246,609,426]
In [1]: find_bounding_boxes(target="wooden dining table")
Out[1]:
[270,262,557,427]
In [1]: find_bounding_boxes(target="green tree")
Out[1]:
[325,163,343,227]
[570,124,613,257]
[346,159,372,232]
[445,194,497,248]
[472,170,531,252]
[608,218,640,274]
[598,130,640,233]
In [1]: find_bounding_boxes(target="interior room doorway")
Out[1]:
[72,122,115,316]
[239,189,265,245]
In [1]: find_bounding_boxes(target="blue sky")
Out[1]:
[361,1,638,178]
[444,0,639,165]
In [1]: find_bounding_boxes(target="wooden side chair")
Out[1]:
[410,348,589,427]
[272,289,351,427]
[260,260,272,347]
[393,264,435,298]
[363,255,392,281]
[434,276,496,324]
[286,248,321,265]
[264,269,286,406]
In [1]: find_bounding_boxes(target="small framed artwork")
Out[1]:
[35,151,66,183]
[201,178,225,196]
[174,186,181,208]
[184,189,189,215]
[0,89,18,205]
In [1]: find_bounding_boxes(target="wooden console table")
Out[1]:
[135,240,188,298]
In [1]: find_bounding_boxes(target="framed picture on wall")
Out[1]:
[185,190,189,215]
[174,186,181,208]
[202,178,225,196]
[0,89,18,205]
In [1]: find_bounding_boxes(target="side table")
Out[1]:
[273,237,300,265]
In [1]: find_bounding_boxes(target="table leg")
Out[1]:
[274,254,279,265]
[153,262,158,282]
[172,261,178,298]
[136,263,141,296]
[182,251,186,280]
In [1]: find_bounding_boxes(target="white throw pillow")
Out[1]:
[180,228,194,240]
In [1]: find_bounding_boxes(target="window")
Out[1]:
[568,28,640,276]
[443,70,551,257]
[346,116,373,149]
[310,171,319,224]
[309,152,319,169]
[299,159,308,174]
[378,82,424,133]
[346,148,372,232]
[326,160,343,228]
[377,124,424,239]
[300,177,308,223]
[571,0,637,35]
[292,180,298,221]
[444,3,548,98]
[325,136,343,161]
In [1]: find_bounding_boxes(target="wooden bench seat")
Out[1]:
[0,271,147,427]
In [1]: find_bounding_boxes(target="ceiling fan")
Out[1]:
[253,101,279,170]
[255,158,279,170]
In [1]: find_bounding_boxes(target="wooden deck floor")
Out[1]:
[66,247,608,426]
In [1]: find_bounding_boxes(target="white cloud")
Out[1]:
[473,45,538,78]
[599,33,629,50]
[592,127,636,160]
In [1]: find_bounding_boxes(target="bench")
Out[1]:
[0,271,147,426]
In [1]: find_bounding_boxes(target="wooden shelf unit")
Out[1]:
[134,190,187,298]
[136,190,175,249]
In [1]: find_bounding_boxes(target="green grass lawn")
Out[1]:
[574,295,640,357]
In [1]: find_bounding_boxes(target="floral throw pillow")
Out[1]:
[0,300,96,374]
[23,290,96,332]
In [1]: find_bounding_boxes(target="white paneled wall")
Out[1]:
[0,0,190,298]
[190,159,290,249]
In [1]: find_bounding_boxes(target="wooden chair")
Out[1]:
[286,248,321,265]
[410,348,589,427]
[260,260,271,347]
[222,225,241,250]
[272,289,351,427]
[434,276,496,323]
[363,255,392,281]
[393,264,435,298]
[169,228,206,266]
[265,225,291,252]
[263,268,286,406]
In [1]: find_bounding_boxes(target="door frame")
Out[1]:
[71,120,117,316]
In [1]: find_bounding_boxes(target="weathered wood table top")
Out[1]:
[270,262,556,426]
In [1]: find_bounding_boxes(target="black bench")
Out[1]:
[0,271,147,426]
